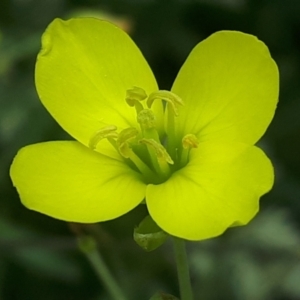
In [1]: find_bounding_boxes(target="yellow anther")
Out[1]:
[139,138,174,165]
[180,133,199,167]
[182,134,199,149]
[125,86,147,107]
[137,109,156,130]
[117,127,139,158]
[89,125,118,150]
[147,90,184,116]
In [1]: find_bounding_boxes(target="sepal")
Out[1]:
[134,215,168,251]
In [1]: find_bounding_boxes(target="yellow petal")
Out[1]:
[146,142,273,240]
[172,31,279,144]
[36,18,162,149]
[10,141,146,222]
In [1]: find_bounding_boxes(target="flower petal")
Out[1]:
[36,18,162,148]
[172,31,279,144]
[146,142,273,240]
[10,141,146,222]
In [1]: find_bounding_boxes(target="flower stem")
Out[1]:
[172,237,194,300]
[78,236,128,300]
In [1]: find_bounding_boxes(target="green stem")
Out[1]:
[172,237,194,300]
[78,236,128,300]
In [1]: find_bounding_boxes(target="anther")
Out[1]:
[139,138,174,165]
[126,87,147,113]
[89,125,118,150]
[147,90,184,116]
[117,128,139,158]
[180,133,199,167]
[182,134,199,149]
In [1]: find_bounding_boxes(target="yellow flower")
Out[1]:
[10,18,279,241]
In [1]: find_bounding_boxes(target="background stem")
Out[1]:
[78,236,128,300]
[172,237,194,300]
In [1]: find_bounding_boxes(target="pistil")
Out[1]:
[137,109,160,142]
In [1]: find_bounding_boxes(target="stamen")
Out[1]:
[89,125,118,150]
[139,138,173,178]
[126,86,147,113]
[117,128,156,180]
[88,87,197,184]
[140,139,174,164]
[126,86,147,105]
[180,133,199,166]
[117,127,139,158]
[147,90,184,116]
[122,87,197,182]
[182,134,199,149]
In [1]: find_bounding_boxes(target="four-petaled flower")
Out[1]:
[10,18,279,240]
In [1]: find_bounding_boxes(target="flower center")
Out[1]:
[89,87,198,184]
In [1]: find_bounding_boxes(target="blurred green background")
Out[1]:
[1,0,300,299]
